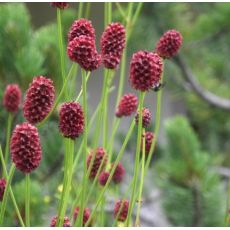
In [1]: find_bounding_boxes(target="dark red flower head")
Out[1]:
[3,84,22,113]
[111,162,125,184]
[155,29,183,59]
[129,51,163,91]
[23,76,55,124]
[135,107,152,128]
[10,122,42,174]
[0,178,6,201]
[73,206,91,226]
[98,171,110,186]
[68,18,95,43]
[115,93,138,118]
[50,216,71,227]
[50,2,69,9]
[141,131,155,155]
[59,102,84,139]
[87,147,108,179]
[114,199,129,222]
[67,35,101,71]
[100,22,126,69]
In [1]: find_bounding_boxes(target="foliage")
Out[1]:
[156,116,226,226]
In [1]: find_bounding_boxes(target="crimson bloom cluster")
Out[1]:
[0,3,183,226]
[67,18,126,71]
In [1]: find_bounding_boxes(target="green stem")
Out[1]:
[0,164,15,225]
[75,71,91,102]
[4,113,13,167]
[77,70,88,227]
[78,2,84,18]
[225,179,230,226]
[57,8,66,84]
[127,3,143,40]
[108,119,120,164]
[135,128,145,226]
[84,2,91,18]
[92,71,108,150]
[102,70,110,149]
[56,139,69,225]
[126,92,145,226]
[108,2,112,23]
[57,139,74,226]
[144,70,164,175]
[0,146,24,226]
[100,192,105,226]
[25,174,30,227]
[85,120,136,226]
[115,3,129,23]
[37,64,77,128]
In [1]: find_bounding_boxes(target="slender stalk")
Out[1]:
[77,70,88,227]
[25,174,30,227]
[57,139,74,226]
[100,192,105,226]
[4,113,13,166]
[108,119,120,163]
[108,2,112,23]
[135,128,145,226]
[144,71,164,175]
[113,198,127,227]
[115,3,129,23]
[84,2,91,18]
[102,70,110,149]
[0,164,16,225]
[92,71,108,150]
[127,3,143,40]
[57,8,66,84]
[0,146,24,226]
[78,2,84,18]
[37,64,77,128]
[225,179,230,226]
[126,92,145,226]
[85,120,136,226]
[75,72,91,102]
[56,139,69,225]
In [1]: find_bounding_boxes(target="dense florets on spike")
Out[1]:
[73,207,91,226]
[50,2,69,9]
[129,51,163,91]
[68,19,95,42]
[10,123,42,174]
[3,84,22,113]
[50,216,71,227]
[59,102,84,139]
[114,199,129,222]
[87,147,108,179]
[115,94,138,118]
[0,178,6,201]
[98,171,110,186]
[155,29,183,59]
[100,22,126,69]
[67,35,101,71]
[135,108,152,128]
[23,76,55,124]
[141,131,154,155]
[111,162,125,184]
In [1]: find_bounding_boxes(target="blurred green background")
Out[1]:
[0,2,229,227]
